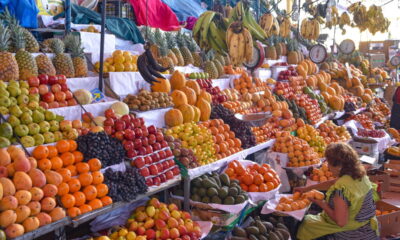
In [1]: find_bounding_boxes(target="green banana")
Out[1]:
[209,22,228,52]
[193,11,211,40]
[208,34,224,54]
[242,3,267,41]
[200,11,216,49]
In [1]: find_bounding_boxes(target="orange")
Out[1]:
[61,193,76,208]
[76,162,90,174]
[293,192,301,200]
[73,191,86,207]
[57,168,72,182]
[33,146,49,159]
[68,140,77,151]
[67,207,81,218]
[266,182,275,191]
[263,172,274,181]
[79,204,92,214]
[47,146,58,158]
[225,168,234,177]
[95,184,108,198]
[88,199,103,210]
[72,151,84,163]
[100,196,112,206]
[248,184,259,192]
[291,202,300,210]
[242,174,254,185]
[240,184,248,191]
[228,160,239,169]
[50,157,63,170]
[38,158,52,171]
[66,165,77,176]
[57,182,70,196]
[83,185,97,201]
[78,172,93,186]
[283,203,292,211]
[259,183,268,192]
[253,174,264,185]
[235,165,246,175]
[258,166,268,175]
[68,179,81,193]
[88,158,102,171]
[56,140,70,153]
[91,171,104,185]
[276,203,284,211]
[61,152,75,167]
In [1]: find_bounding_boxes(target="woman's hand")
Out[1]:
[308,197,327,208]
[293,186,308,193]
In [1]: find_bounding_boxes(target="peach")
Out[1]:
[15,205,31,223]
[155,219,167,230]
[145,229,156,239]
[144,219,154,229]
[167,217,179,228]
[0,195,18,211]
[0,210,17,228]
[27,201,41,215]
[170,227,180,239]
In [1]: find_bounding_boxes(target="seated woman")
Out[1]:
[296,143,379,240]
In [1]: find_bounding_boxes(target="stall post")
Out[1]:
[65,0,71,33]
[98,0,107,92]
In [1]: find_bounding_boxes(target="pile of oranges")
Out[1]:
[201,119,243,160]
[310,162,335,182]
[225,160,280,193]
[272,132,320,167]
[32,140,112,217]
[233,72,269,94]
[94,50,138,73]
[276,190,324,212]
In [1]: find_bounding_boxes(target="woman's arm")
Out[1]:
[309,193,349,227]
[294,178,338,193]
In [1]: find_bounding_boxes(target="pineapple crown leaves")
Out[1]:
[164,32,175,49]
[154,28,164,46]
[64,34,85,58]
[0,7,19,27]
[176,31,186,48]
[0,22,11,52]
[49,38,66,54]
[158,39,169,58]
[11,25,26,50]
[185,34,198,52]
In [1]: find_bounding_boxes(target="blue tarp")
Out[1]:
[0,0,39,28]
[162,0,205,21]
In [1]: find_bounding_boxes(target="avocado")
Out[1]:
[198,188,206,197]
[211,195,222,204]
[219,173,230,186]
[235,195,245,204]
[212,175,222,187]
[269,232,280,240]
[228,187,239,197]
[245,226,259,236]
[218,186,229,199]
[249,234,258,240]
[207,187,218,197]
[192,194,201,202]
[256,220,267,234]
[231,179,240,185]
[202,178,218,188]
[201,196,210,203]
[276,228,290,240]
[223,196,235,205]
[233,226,247,238]
[259,235,269,240]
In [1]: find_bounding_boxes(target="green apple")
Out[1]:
[9,105,22,117]
[33,134,45,145]
[20,81,29,89]
[32,110,45,123]
[49,120,59,132]
[9,97,17,106]
[7,86,21,97]
[20,112,33,125]
[20,106,32,115]
[0,137,10,148]
[189,73,196,79]
[21,136,35,147]
[7,115,20,128]
[28,101,39,110]
[17,94,29,105]
[20,88,29,96]
[28,94,40,103]
[0,96,11,107]
[39,121,50,133]
[0,88,9,98]
[43,132,55,144]
[14,124,29,137]
[0,122,13,139]
[45,111,56,121]
[0,107,9,115]
[28,123,40,135]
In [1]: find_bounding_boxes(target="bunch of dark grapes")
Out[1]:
[76,132,126,167]
[104,167,148,202]
[211,104,256,148]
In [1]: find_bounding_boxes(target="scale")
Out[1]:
[390,55,400,83]
[339,39,355,54]
[309,44,328,64]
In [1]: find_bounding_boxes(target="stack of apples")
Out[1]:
[28,74,77,109]
[196,79,227,104]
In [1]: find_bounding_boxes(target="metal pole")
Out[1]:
[183,176,191,211]
[99,0,107,92]
[65,0,71,34]
[256,0,260,21]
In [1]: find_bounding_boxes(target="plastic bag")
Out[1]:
[0,0,39,28]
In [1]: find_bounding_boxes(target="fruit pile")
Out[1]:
[94,50,138,73]
[375,209,397,216]
[165,122,216,165]
[221,88,240,102]
[317,121,351,144]
[274,82,295,99]
[347,113,374,129]
[357,128,386,138]
[32,140,112,217]
[272,132,320,167]
[28,74,77,109]
[233,73,269,94]
[164,135,199,169]
[277,66,298,81]
[294,94,323,125]
[103,167,148,202]
[0,146,67,239]
[105,198,202,240]
[211,104,256,149]
[225,160,280,192]
[187,72,210,80]
[231,216,290,240]
[190,173,248,204]
[251,122,279,144]
[309,162,335,182]
[275,190,324,212]
[388,128,400,143]
[200,119,243,160]
[77,132,126,167]
[296,125,326,157]
[222,100,253,114]
[123,90,173,112]
[196,79,227,104]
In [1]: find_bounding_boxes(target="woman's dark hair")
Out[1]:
[325,143,366,180]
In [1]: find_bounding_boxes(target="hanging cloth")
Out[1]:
[161,0,205,21]
[0,0,39,28]
[129,0,180,31]
[70,0,99,10]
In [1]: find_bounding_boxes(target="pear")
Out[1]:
[21,136,35,147]
[0,96,11,107]
[0,88,9,98]
[44,111,56,121]
[28,94,40,103]
[49,120,59,132]
[0,107,9,115]
[7,86,21,97]
[39,121,50,133]
[43,132,55,144]
[8,115,21,128]
[9,105,22,117]
[9,97,17,106]
[28,123,40,135]
[32,110,45,123]
[14,124,29,137]
[0,122,13,139]
[20,112,33,125]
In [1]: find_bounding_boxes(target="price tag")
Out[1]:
[345,62,353,79]
[91,88,105,103]
[339,39,355,54]
[309,44,327,64]
[390,56,400,66]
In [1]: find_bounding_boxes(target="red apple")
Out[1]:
[124,129,135,140]
[28,76,40,87]
[165,149,173,157]
[82,112,94,123]
[132,118,140,128]
[159,173,166,183]
[165,170,174,180]
[138,146,147,156]
[156,132,164,142]
[148,134,156,145]
[29,87,39,94]
[160,228,170,240]
[55,91,66,101]
[65,90,73,100]
[48,75,58,85]
[178,225,188,236]
[114,120,126,131]
[42,91,55,103]
[60,83,68,92]
[151,153,160,163]
[155,219,167,230]
[142,126,149,137]
[103,118,114,127]
[104,108,116,119]
[57,75,67,84]
[149,165,159,175]
[48,101,59,109]
[172,166,180,176]
[159,150,166,160]
[160,140,168,148]
[67,98,77,106]
[123,141,134,151]
[167,159,175,168]
[121,114,131,124]
[162,161,169,170]
[138,118,145,126]
[146,229,156,240]
[145,178,153,186]
[134,138,143,149]
[58,100,68,108]
[146,145,153,155]
[115,131,125,140]
[38,74,49,84]
[134,157,145,168]
[51,84,62,93]
[144,156,152,165]
[38,84,49,95]
[104,125,113,135]
[134,128,143,138]
[136,226,146,236]
[148,125,157,134]
[39,101,49,109]
[153,142,161,151]
[142,137,149,147]
[140,167,150,177]
[127,149,138,158]
[153,176,161,186]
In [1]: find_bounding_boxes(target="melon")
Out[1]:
[110,102,129,116]
[73,89,93,105]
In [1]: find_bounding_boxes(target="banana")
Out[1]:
[270,18,280,36]
[260,13,274,33]
[242,28,253,62]
[209,21,228,52]
[236,31,246,65]
[193,11,211,40]
[200,11,216,48]
[313,19,320,40]
[229,33,240,65]
[279,17,291,38]
[226,25,234,47]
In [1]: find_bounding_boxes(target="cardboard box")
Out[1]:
[36,0,64,16]
[367,53,386,68]
[368,171,390,193]
[384,160,400,192]
[376,200,400,237]
[349,140,379,158]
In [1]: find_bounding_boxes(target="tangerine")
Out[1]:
[50,157,63,170]
[68,140,77,151]
[83,185,97,201]
[96,184,108,197]
[57,182,70,196]
[66,165,77,176]
[68,179,81,193]
[56,140,70,153]
[240,184,248,191]
[73,191,86,206]
[79,204,92,214]
[47,146,58,158]
[88,199,103,210]
[100,196,112,206]
[76,162,90,174]
[259,183,268,192]
[78,173,93,186]
[61,194,76,208]
[91,171,104,184]
[72,151,83,163]
[57,168,72,182]
[242,174,254,185]
[266,182,275,191]
[253,174,264,185]
[33,146,49,159]
[61,152,75,167]
[67,207,81,217]
[88,158,102,171]
[248,184,259,192]
[38,158,52,171]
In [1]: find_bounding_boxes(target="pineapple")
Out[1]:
[35,54,56,76]
[204,61,218,79]
[215,54,225,66]
[51,38,75,78]
[186,36,202,67]
[64,34,88,77]
[266,36,277,60]
[0,22,19,81]
[158,40,174,71]
[177,32,193,65]
[224,55,231,65]
[12,26,38,80]
[170,34,184,66]
[213,60,224,77]
[164,32,178,65]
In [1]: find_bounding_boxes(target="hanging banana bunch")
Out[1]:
[300,18,320,41]
[348,2,390,35]
[338,12,351,34]
[259,13,274,34]
[270,18,280,36]
[226,21,254,66]
[279,17,291,38]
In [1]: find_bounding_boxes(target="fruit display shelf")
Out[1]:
[132,107,173,128]
[12,217,70,240]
